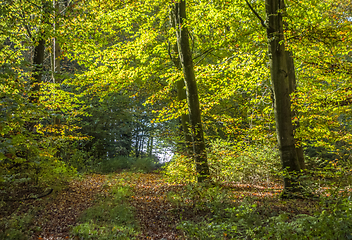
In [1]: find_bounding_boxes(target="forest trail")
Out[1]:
[30,172,282,239]
[9,172,322,239]
[27,172,186,239]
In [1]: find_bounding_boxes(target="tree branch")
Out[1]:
[192,47,214,61]
[244,0,268,29]
[2,188,53,202]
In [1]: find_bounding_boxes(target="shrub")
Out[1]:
[165,140,281,184]
[0,209,40,240]
[94,156,159,174]
[178,197,352,240]
[164,153,197,183]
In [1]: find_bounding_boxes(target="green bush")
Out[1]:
[96,156,135,173]
[164,153,197,183]
[93,156,159,174]
[177,203,260,240]
[165,140,281,184]
[0,209,40,240]
[256,199,352,240]
[131,157,158,173]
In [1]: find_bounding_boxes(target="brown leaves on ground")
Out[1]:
[127,173,185,240]
[1,172,339,240]
[30,174,107,239]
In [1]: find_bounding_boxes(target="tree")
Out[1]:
[265,0,302,196]
[245,0,302,196]
[171,0,210,182]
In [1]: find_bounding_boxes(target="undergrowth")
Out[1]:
[0,205,41,240]
[84,156,161,174]
[165,140,281,184]
[170,184,352,240]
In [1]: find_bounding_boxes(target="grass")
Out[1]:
[70,177,140,239]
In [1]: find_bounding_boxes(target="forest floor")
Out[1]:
[1,171,329,240]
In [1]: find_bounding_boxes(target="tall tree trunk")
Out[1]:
[265,0,301,196]
[169,15,193,155]
[135,126,139,158]
[28,39,45,133]
[147,134,154,157]
[171,0,210,182]
[286,51,305,170]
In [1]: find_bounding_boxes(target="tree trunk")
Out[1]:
[286,51,305,170]
[30,39,45,105]
[171,0,210,182]
[147,134,153,157]
[169,15,193,155]
[177,81,193,154]
[265,0,301,196]
[135,127,139,158]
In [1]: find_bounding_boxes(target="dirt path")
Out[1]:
[30,173,185,240]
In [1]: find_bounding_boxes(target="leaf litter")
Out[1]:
[1,172,337,240]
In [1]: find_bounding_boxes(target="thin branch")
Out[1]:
[189,31,194,54]
[2,189,53,202]
[24,24,34,40]
[244,0,268,29]
[192,47,214,61]
[20,0,42,10]
[195,52,211,66]
[167,40,173,61]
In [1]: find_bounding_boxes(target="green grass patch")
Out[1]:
[71,182,139,239]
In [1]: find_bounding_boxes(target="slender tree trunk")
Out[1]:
[265,0,301,196]
[139,134,144,156]
[171,0,210,182]
[27,39,45,134]
[147,134,153,157]
[135,127,139,158]
[53,3,61,126]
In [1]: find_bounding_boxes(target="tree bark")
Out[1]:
[30,39,45,105]
[169,15,193,155]
[176,79,193,154]
[286,51,305,170]
[265,0,301,196]
[171,0,210,182]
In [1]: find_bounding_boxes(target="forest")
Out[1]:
[0,0,352,239]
